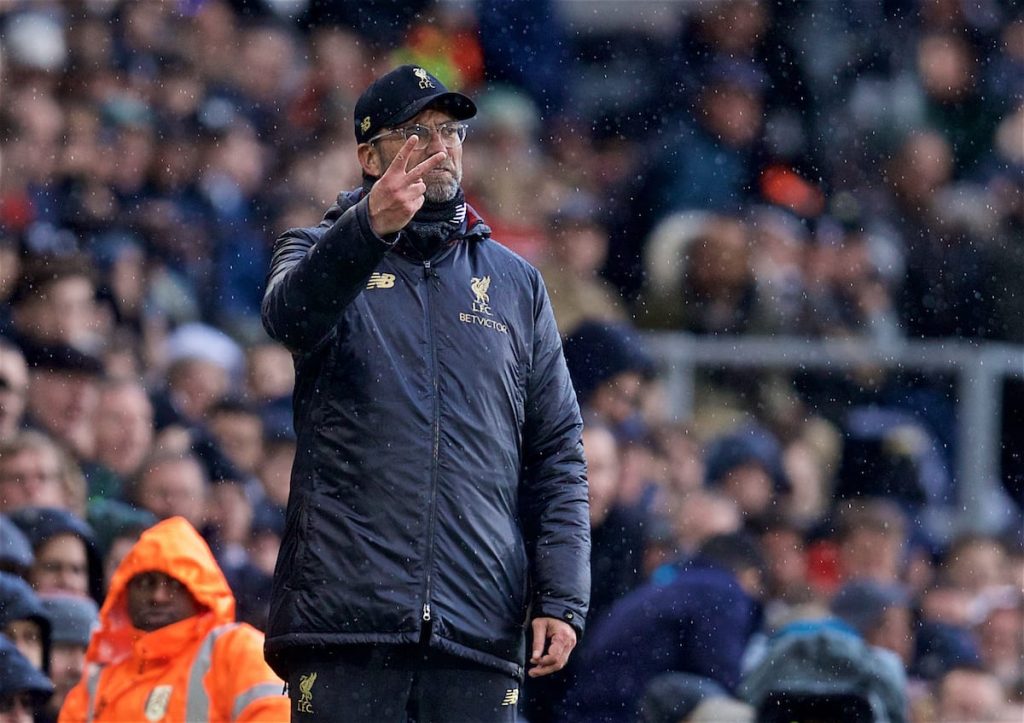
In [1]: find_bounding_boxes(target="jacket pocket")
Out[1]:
[281,492,312,590]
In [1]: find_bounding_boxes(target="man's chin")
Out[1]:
[425,180,459,204]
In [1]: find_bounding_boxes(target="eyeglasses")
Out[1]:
[368,121,468,150]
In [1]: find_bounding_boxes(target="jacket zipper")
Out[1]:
[421,259,441,629]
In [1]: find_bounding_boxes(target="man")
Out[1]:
[8,507,103,602]
[0,636,52,723]
[261,65,590,721]
[935,667,1008,723]
[91,378,155,494]
[21,344,103,462]
[0,572,51,672]
[0,432,71,514]
[59,516,288,722]
[0,339,28,441]
[129,450,208,530]
[561,533,764,722]
[830,579,914,665]
[39,594,98,721]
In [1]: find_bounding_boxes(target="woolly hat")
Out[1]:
[562,321,655,406]
[639,672,729,723]
[0,635,53,703]
[704,423,790,492]
[40,593,99,647]
[7,507,105,603]
[830,580,909,636]
[0,514,34,572]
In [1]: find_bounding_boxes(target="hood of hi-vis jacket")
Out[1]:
[86,516,235,667]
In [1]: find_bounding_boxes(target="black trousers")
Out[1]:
[286,644,520,722]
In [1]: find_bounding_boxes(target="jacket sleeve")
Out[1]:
[520,270,591,638]
[261,195,396,354]
[210,625,290,722]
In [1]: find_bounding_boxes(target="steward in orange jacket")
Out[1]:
[59,516,288,722]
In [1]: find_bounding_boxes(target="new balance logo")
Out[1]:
[366,273,396,289]
[501,688,519,706]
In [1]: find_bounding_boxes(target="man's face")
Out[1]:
[48,642,87,712]
[0,446,65,512]
[31,533,89,597]
[366,108,463,203]
[0,351,28,439]
[0,691,34,723]
[26,370,99,457]
[209,412,263,475]
[136,458,207,529]
[94,384,154,478]
[3,619,43,670]
[126,571,201,631]
[14,276,97,347]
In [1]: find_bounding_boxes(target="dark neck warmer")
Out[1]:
[363,179,466,259]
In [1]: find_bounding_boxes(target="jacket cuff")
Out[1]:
[533,600,586,640]
[354,196,400,247]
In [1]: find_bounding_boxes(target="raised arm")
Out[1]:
[261,136,448,353]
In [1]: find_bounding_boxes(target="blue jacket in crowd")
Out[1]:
[561,556,761,722]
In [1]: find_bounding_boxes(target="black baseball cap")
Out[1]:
[353,65,476,144]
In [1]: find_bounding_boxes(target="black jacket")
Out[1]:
[261,190,590,679]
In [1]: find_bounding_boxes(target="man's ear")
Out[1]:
[357,143,382,177]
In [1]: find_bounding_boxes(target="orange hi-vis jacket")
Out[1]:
[59,516,289,723]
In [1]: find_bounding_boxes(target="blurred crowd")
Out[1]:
[0,0,1022,720]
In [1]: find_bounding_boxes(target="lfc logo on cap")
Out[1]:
[360,116,371,134]
[413,67,435,89]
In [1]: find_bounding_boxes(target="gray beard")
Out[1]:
[424,174,460,203]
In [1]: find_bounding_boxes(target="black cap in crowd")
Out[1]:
[353,65,476,144]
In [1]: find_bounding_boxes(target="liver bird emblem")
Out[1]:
[471,276,491,306]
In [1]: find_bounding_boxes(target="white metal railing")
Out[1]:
[643,333,1024,534]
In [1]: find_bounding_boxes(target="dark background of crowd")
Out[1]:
[0,0,1022,721]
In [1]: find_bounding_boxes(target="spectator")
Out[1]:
[638,672,749,723]
[206,399,264,479]
[0,572,51,672]
[242,340,294,406]
[808,498,909,594]
[128,450,208,531]
[156,322,243,426]
[525,423,646,723]
[562,533,765,721]
[670,490,742,557]
[38,594,98,721]
[8,254,102,352]
[0,516,34,578]
[0,432,76,515]
[935,667,1008,723]
[535,192,627,334]
[0,636,53,723]
[562,321,655,434]
[638,214,765,334]
[703,423,790,525]
[90,378,155,498]
[57,516,288,722]
[0,340,29,441]
[940,533,1008,597]
[21,344,104,464]
[7,507,104,603]
[830,580,915,665]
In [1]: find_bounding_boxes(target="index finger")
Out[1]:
[382,134,421,176]
[407,150,448,180]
